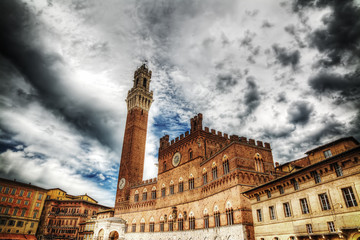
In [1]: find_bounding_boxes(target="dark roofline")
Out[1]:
[0,177,48,192]
[48,188,67,192]
[243,145,360,195]
[305,136,358,155]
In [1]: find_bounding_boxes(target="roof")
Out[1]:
[305,136,358,154]
[97,208,114,214]
[47,188,67,192]
[45,198,111,208]
[0,177,47,192]
[243,145,360,195]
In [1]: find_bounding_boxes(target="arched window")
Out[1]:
[178,178,184,193]
[170,180,174,195]
[140,218,145,232]
[223,155,230,174]
[131,219,136,232]
[212,162,218,180]
[203,168,207,185]
[214,205,220,227]
[188,174,195,190]
[160,216,164,232]
[134,190,139,202]
[149,217,154,232]
[226,201,234,225]
[189,212,195,230]
[189,149,193,160]
[142,189,147,201]
[168,215,174,231]
[151,186,156,199]
[161,184,166,197]
[143,78,147,88]
[254,153,264,172]
[163,161,167,171]
[178,214,184,231]
[203,208,209,229]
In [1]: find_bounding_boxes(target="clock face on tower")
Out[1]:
[172,152,181,167]
[119,178,126,189]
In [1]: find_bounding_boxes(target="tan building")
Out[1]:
[0,178,47,239]
[93,64,280,240]
[37,189,111,240]
[243,137,360,240]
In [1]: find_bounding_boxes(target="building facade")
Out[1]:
[93,64,279,240]
[37,189,111,240]
[243,138,360,240]
[0,178,47,238]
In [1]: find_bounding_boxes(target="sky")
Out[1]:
[0,0,359,206]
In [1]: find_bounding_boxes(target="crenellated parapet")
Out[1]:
[131,178,158,188]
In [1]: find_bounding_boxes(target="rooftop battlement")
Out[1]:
[131,178,158,188]
[159,113,271,152]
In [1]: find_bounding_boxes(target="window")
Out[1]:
[140,223,145,232]
[27,192,32,198]
[16,221,23,227]
[312,171,321,184]
[214,212,220,227]
[300,198,310,214]
[134,194,139,202]
[1,197,5,202]
[19,190,24,197]
[279,186,284,194]
[142,192,147,201]
[161,188,166,197]
[143,78,147,88]
[226,209,234,225]
[169,220,173,231]
[266,190,271,198]
[324,150,332,158]
[328,221,335,232]
[4,188,9,194]
[292,179,299,190]
[163,162,167,171]
[13,208,18,216]
[342,187,358,207]
[256,209,262,222]
[178,218,183,231]
[203,173,207,185]
[21,209,26,217]
[255,194,260,201]
[223,160,229,174]
[189,216,195,230]
[269,206,276,220]
[151,190,156,199]
[16,200,21,204]
[319,193,331,210]
[4,207,9,214]
[178,182,184,193]
[204,215,209,229]
[0,219,6,225]
[189,149,193,160]
[24,201,29,205]
[124,224,128,233]
[36,203,40,207]
[132,224,136,232]
[283,202,291,217]
[189,178,194,190]
[8,220,15,226]
[38,194,42,200]
[149,222,154,232]
[11,189,16,195]
[170,185,174,195]
[333,163,343,177]
[212,167,218,180]
[33,211,38,219]
[306,224,313,234]
[8,198,13,203]
[160,221,164,232]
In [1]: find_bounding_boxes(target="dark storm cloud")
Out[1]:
[262,20,273,28]
[0,0,120,152]
[293,0,360,67]
[262,124,295,139]
[275,92,287,103]
[216,73,240,92]
[287,101,313,125]
[272,44,301,68]
[236,76,261,120]
[308,71,360,103]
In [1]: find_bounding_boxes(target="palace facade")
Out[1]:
[93,64,280,240]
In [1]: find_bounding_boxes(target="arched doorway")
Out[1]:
[98,229,104,240]
[109,230,119,240]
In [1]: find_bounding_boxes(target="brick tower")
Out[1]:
[115,64,153,210]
